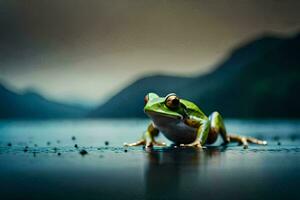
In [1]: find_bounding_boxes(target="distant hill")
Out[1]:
[0,85,89,119]
[89,33,300,118]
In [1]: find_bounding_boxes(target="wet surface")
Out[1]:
[0,119,299,200]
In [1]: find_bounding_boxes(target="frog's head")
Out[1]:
[144,92,185,120]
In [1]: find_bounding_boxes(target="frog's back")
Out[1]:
[180,99,207,119]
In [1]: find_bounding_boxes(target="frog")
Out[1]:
[124,93,267,149]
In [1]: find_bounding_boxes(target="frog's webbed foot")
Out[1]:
[228,134,267,149]
[180,141,203,148]
[124,139,166,148]
[146,140,166,148]
[124,123,166,148]
[124,139,146,147]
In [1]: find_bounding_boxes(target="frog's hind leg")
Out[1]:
[124,123,166,148]
[227,135,267,149]
[207,111,229,145]
[208,111,267,149]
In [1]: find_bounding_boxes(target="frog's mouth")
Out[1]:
[144,110,183,120]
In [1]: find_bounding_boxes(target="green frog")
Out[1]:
[124,93,267,149]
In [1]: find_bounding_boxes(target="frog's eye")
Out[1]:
[165,93,180,109]
[144,94,149,105]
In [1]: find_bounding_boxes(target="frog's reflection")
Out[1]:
[144,146,224,199]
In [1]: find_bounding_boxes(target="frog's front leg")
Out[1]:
[124,123,166,148]
[180,118,210,148]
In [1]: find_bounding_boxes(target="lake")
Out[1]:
[0,119,299,200]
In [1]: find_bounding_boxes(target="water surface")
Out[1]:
[0,119,299,200]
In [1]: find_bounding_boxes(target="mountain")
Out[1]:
[89,75,191,118]
[89,33,300,118]
[0,85,89,119]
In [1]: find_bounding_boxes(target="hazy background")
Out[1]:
[0,0,299,105]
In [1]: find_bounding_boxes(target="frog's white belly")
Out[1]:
[149,114,198,144]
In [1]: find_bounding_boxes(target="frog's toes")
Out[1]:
[227,135,267,148]
[246,137,267,145]
[123,139,146,147]
[180,141,202,148]
[243,143,249,149]
[241,137,248,149]
[145,141,166,148]
[153,141,166,146]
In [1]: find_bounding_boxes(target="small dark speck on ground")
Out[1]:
[79,149,88,156]
[74,144,78,148]
[7,143,12,147]
[57,152,61,156]
[34,144,38,147]
[72,136,76,141]
[24,146,29,152]
[105,141,109,146]
[47,141,51,146]
[53,147,58,152]
[277,141,281,145]
[124,149,128,153]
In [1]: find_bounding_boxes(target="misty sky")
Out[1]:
[0,0,299,105]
